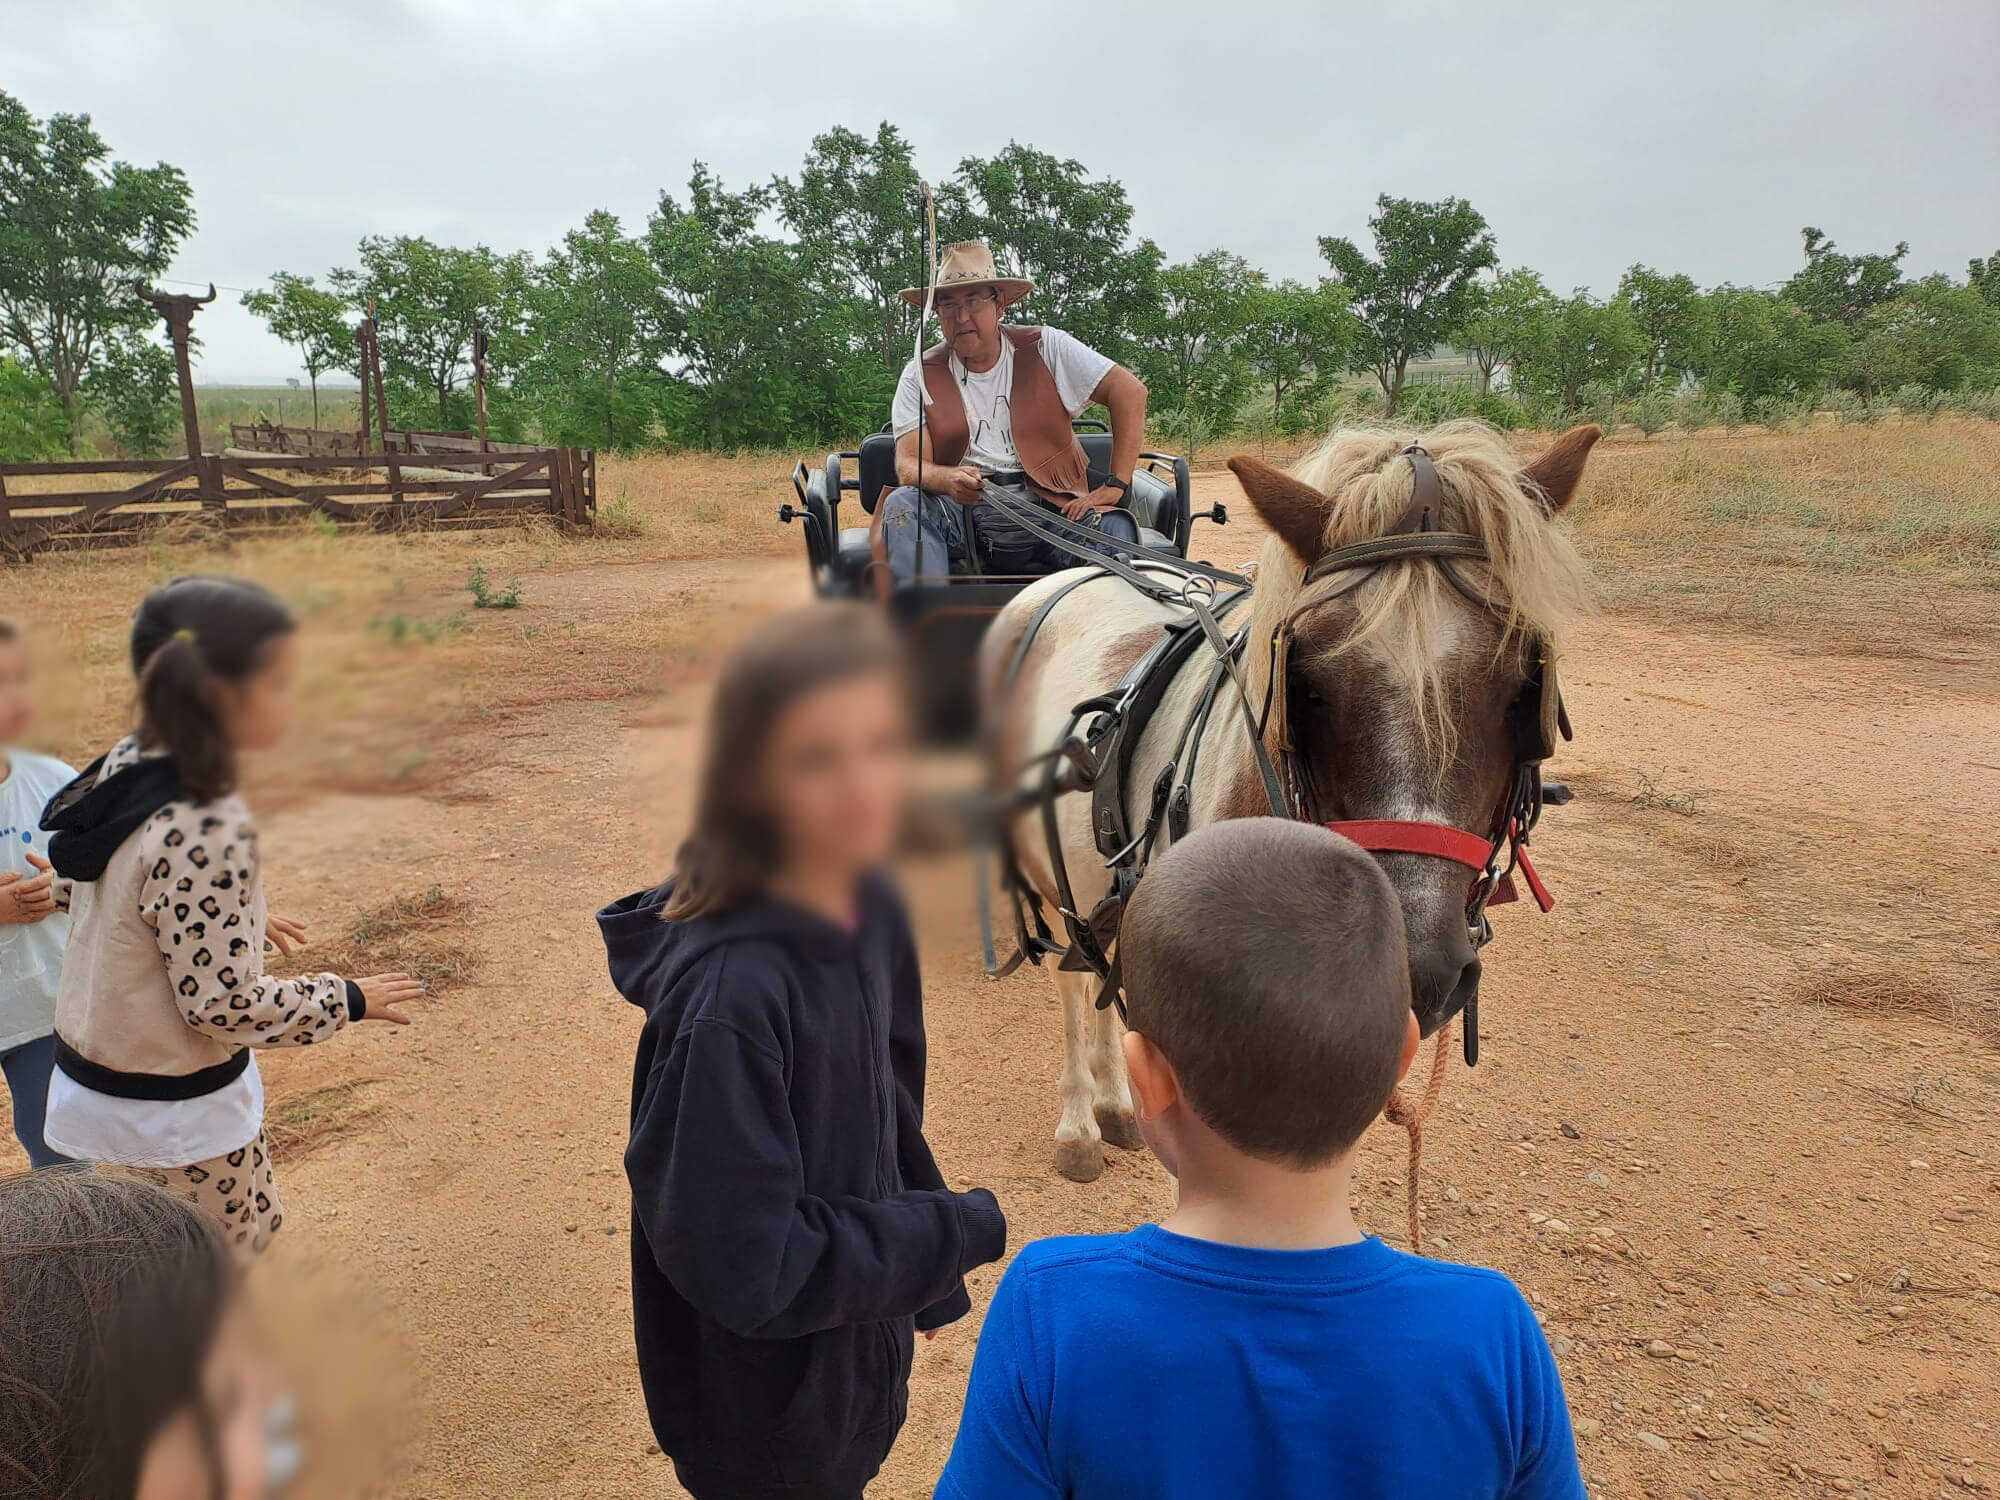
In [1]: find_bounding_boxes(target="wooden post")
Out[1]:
[355,322,373,452]
[138,283,219,519]
[364,304,392,456]
[473,321,491,474]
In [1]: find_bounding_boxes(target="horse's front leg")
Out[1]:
[1051,965,1107,1182]
[1088,990,1142,1150]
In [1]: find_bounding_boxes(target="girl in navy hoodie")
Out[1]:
[599,602,1005,1500]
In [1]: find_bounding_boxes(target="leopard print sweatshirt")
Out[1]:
[52,735,355,1085]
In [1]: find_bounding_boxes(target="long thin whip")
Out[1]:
[913,181,939,583]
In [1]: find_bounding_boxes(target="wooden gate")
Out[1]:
[1,447,596,559]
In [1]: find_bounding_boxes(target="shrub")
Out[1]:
[1892,384,1945,420]
[1471,392,1532,431]
[1710,390,1745,432]
[1670,392,1711,431]
[1751,395,1796,431]
[467,564,522,609]
[1946,387,2000,421]
[1629,392,1670,437]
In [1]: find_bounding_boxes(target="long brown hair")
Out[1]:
[664,602,907,922]
[0,1171,236,1499]
[131,575,297,804]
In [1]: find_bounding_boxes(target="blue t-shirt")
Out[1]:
[937,1226,1584,1500]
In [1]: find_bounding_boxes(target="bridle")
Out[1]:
[1256,445,1566,1059]
[982,442,1569,1064]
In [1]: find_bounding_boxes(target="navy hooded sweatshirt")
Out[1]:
[600,875,1006,1499]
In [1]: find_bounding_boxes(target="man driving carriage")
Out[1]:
[880,241,1150,590]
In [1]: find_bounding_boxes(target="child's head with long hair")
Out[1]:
[665,603,911,922]
[130,577,298,803]
[0,1171,279,1500]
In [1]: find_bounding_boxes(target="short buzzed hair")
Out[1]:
[1120,820,1412,1166]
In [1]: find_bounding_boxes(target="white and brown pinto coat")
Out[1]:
[982,421,1602,1181]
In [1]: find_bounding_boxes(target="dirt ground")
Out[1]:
[4,433,1997,1500]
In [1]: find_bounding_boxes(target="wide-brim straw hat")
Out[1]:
[899,240,1035,309]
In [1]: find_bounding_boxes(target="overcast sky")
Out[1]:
[7,0,1997,382]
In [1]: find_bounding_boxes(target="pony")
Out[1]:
[982,420,1601,1181]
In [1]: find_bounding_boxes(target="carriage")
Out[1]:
[779,422,1225,740]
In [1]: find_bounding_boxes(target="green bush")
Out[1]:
[0,357,69,461]
[1470,392,1533,430]
[1891,384,1945,420]
[1945,387,2000,420]
[1751,395,1796,431]
[1670,392,1712,431]
[1629,392,1670,437]
[1399,382,1478,427]
[1710,390,1745,432]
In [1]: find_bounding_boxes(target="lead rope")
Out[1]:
[1380,1018,1453,1254]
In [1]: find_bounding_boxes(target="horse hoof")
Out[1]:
[1054,1137,1104,1183]
[1096,1109,1144,1151]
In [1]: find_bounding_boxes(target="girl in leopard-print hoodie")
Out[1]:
[40,576,424,1255]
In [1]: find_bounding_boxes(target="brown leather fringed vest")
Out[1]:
[920,326,1093,499]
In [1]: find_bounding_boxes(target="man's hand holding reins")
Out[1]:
[933,465,985,505]
[1062,488,1127,523]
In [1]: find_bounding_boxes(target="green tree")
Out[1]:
[1241,278,1353,434]
[331,236,529,428]
[241,271,349,427]
[1617,264,1702,391]
[774,123,925,371]
[0,90,194,454]
[1454,266,1555,394]
[1318,195,1497,415]
[944,144,1164,367]
[1690,286,1850,400]
[1968,251,2000,310]
[523,210,665,449]
[1783,227,1907,328]
[1138,250,1261,432]
[0,354,68,460]
[1858,275,2000,393]
[87,331,180,455]
[649,164,872,448]
[1517,291,1640,414]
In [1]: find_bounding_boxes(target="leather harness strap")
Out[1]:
[987,441,1562,1032]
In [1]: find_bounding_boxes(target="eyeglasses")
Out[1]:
[935,290,997,320]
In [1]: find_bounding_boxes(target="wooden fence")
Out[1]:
[227,422,548,459]
[1,447,595,559]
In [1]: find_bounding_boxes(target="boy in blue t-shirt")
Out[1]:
[936,819,1585,1500]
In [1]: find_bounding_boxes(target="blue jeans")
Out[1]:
[2,1034,69,1169]
[879,482,1141,589]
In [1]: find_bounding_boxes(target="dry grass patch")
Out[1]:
[1561,419,2000,651]
[265,1078,381,1161]
[1794,970,1999,1047]
[273,884,476,996]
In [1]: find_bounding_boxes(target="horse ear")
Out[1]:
[1519,424,1603,514]
[1226,455,1333,565]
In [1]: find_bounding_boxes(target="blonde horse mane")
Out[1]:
[1244,419,1593,773]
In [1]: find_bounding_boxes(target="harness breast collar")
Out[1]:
[985,444,1567,1063]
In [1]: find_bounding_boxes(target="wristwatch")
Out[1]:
[1102,475,1130,494]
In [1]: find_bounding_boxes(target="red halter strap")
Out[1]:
[1323,818,1555,913]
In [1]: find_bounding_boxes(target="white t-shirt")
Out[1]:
[0,749,75,1053]
[893,327,1115,474]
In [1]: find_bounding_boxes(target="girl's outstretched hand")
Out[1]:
[266,912,309,956]
[354,973,425,1024]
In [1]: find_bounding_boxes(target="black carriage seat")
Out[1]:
[841,430,1178,559]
